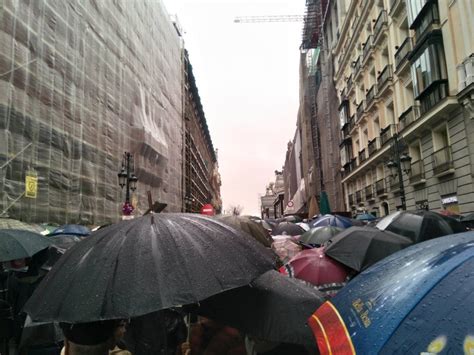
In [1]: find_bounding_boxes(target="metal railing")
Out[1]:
[375,179,386,195]
[380,124,395,146]
[354,56,362,76]
[368,137,380,156]
[432,146,454,175]
[409,160,425,183]
[357,100,365,120]
[377,64,393,92]
[398,105,420,131]
[395,37,413,70]
[359,148,367,164]
[366,85,377,106]
[373,10,388,41]
[363,35,373,62]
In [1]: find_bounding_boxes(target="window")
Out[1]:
[432,124,449,152]
[411,40,447,98]
[407,0,430,26]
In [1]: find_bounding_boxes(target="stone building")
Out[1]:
[182,50,222,213]
[327,0,474,216]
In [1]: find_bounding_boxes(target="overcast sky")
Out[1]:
[163,0,305,216]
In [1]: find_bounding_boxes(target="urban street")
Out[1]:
[0,0,473,354]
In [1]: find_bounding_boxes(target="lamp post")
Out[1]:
[118,152,138,216]
[386,133,412,211]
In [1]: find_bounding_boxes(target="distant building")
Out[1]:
[182,51,222,213]
[260,171,285,219]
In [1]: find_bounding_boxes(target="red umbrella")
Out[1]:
[279,247,352,297]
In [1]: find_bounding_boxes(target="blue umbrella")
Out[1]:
[48,224,90,237]
[309,214,353,229]
[355,213,376,221]
[308,231,474,355]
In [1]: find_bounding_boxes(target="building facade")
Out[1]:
[329,0,474,216]
[182,50,222,214]
[260,171,285,219]
[0,0,184,224]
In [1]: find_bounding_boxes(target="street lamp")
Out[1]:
[386,133,411,211]
[117,152,138,216]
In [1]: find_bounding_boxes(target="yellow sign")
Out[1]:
[25,174,38,198]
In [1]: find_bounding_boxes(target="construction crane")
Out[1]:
[234,15,304,23]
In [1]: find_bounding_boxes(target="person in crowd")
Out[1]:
[60,319,131,355]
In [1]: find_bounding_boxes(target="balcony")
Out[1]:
[432,146,454,176]
[362,35,373,65]
[347,75,353,92]
[349,114,356,132]
[356,100,366,121]
[409,159,425,184]
[366,84,378,110]
[394,37,413,73]
[368,137,380,156]
[354,56,363,79]
[348,193,355,206]
[365,185,374,201]
[380,124,396,146]
[355,190,363,204]
[375,178,387,196]
[359,148,367,164]
[398,105,420,131]
[377,64,393,95]
[419,80,449,115]
[373,10,388,45]
[389,0,405,19]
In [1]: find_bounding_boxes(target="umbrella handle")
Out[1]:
[186,313,191,343]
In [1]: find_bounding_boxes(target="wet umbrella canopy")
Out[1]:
[24,214,277,323]
[309,232,474,355]
[272,222,305,236]
[298,226,343,247]
[190,270,326,346]
[0,229,52,262]
[309,215,353,229]
[48,224,90,237]
[214,215,272,247]
[324,226,413,271]
[376,210,466,243]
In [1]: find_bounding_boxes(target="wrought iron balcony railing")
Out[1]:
[380,124,395,146]
[395,37,413,70]
[362,35,373,62]
[398,105,420,131]
[377,64,393,92]
[359,148,367,164]
[432,146,454,175]
[373,10,388,43]
[368,137,380,156]
[366,85,377,107]
[409,159,425,183]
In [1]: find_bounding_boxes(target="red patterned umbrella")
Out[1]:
[279,247,352,297]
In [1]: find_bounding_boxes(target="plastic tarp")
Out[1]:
[0,0,183,224]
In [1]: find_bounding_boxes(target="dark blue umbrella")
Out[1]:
[308,231,474,355]
[48,224,90,237]
[355,213,376,221]
[309,215,353,229]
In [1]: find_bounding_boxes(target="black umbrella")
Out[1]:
[298,226,343,247]
[189,270,325,345]
[214,215,272,247]
[24,213,277,323]
[272,222,305,236]
[324,226,413,272]
[376,210,467,243]
[0,229,52,262]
